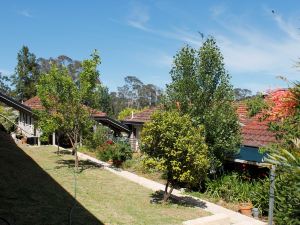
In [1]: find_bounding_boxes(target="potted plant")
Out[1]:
[239,202,253,216]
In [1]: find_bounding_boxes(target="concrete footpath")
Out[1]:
[71,149,266,225]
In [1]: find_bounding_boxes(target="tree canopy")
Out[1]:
[12,46,40,101]
[110,76,162,117]
[141,110,209,202]
[36,50,101,168]
[166,37,240,167]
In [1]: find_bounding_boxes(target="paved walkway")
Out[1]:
[70,149,266,225]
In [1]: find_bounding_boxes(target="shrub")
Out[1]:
[273,172,300,225]
[141,110,209,202]
[96,141,132,166]
[84,125,111,151]
[117,107,142,121]
[204,173,269,215]
[245,94,268,117]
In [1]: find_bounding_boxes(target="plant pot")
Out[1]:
[239,202,253,216]
[252,207,259,219]
[21,137,27,144]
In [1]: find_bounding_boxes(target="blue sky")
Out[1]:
[0,0,299,93]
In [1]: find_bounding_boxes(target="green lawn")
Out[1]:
[0,131,207,225]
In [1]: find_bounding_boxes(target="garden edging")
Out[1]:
[60,146,266,225]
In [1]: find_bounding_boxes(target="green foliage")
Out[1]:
[12,46,40,101]
[93,85,112,115]
[0,105,17,132]
[84,125,111,151]
[265,82,300,224]
[141,110,209,190]
[273,172,300,225]
[0,73,12,95]
[110,76,162,118]
[118,107,142,120]
[97,141,132,165]
[36,51,101,155]
[37,55,82,81]
[204,173,269,214]
[165,37,240,167]
[245,94,268,117]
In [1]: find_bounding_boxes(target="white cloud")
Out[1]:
[213,13,300,80]
[18,9,33,18]
[125,3,300,91]
[125,3,203,45]
[210,4,227,18]
[127,4,150,31]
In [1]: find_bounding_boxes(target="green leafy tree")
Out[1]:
[37,55,82,82]
[245,94,268,117]
[112,76,163,117]
[234,88,252,100]
[36,50,101,169]
[92,84,112,115]
[166,37,240,167]
[141,110,209,202]
[0,105,17,132]
[37,54,112,114]
[0,73,12,95]
[12,46,40,101]
[118,107,142,121]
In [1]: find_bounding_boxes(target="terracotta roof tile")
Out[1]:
[124,102,279,148]
[123,107,159,123]
[236,103,277,147]
[24,96,45,110]
[24,96,106,117]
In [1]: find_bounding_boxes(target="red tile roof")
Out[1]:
[24,96,45,110]
[124,103,278,148]
[24,96,106,117]
[123,107,159,123]
[236,103,276,147]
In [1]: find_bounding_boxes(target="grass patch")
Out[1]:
[0,132,207,225]
[122,153,167,184]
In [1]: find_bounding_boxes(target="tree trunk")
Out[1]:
[56,133,60,155]
[163,181,174,203]
[75,147,79,172]
[74,134,79,172]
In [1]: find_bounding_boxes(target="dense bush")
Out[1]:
[273,172,300,225]
[84,125,111,151]
[204,173,269,215]
[245,94,268,117]
[141,110,209,201]
[0,105,17,132]
[97,141,132,166]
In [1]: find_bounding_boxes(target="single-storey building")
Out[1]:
[122,107,159,151]
[0,92,130,145]
[122,100,278,168]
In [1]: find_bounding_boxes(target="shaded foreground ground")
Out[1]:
[0,131,103,225]
[0,132,207,225]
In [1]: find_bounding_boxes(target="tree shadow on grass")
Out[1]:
[58,149,73,155]
[0,131,104,225]
[150,190,207,209]
[55,159,103,173]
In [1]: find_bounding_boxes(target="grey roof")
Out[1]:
[0,92,32,115]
